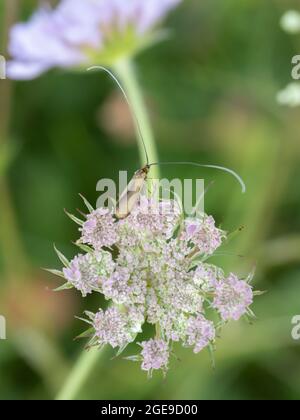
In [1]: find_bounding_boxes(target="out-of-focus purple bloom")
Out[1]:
[102,266,132,305]
[7,0,181,80]
[212,274,253,321]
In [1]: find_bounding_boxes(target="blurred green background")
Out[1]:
[1,0,300,400]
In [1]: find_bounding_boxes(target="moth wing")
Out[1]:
[115,173,147,219]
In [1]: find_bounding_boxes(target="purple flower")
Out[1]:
[8,6,85,80]
[193,263,224,291]
[79,208,118,250]
[184,315,215,353]
[183,215,225,255]
[130,195,181,238]
[63,251,114,296]
[93,307,135,348]
[212,273,253,321]
[102,267,132,304]
[140,339,169,372]
[7,0,181,80]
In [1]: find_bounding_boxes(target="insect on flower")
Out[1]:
[115,164,151,219]
[35,1,261,378]
[88,66,246,220]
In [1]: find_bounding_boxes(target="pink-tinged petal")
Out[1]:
[186,223,198,236]
[140,339,169,371]
[62,251,114,297]
[84,218,97,230]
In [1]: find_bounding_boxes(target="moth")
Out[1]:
[115,164,150,219]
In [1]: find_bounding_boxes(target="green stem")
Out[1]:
[13,328,70,394]
[56,58,161,400]
[56,346,108,400]
[113,59,160,180]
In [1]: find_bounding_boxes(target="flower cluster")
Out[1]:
[52,193,256,376]
[7,0,181,80]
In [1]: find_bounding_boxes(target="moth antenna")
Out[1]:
[87,65,149,165]
[149,161,246,193]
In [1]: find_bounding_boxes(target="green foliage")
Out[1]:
[1,0,300,400]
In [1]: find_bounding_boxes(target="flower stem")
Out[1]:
[113,59,160,180]
[55,346,108,400]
